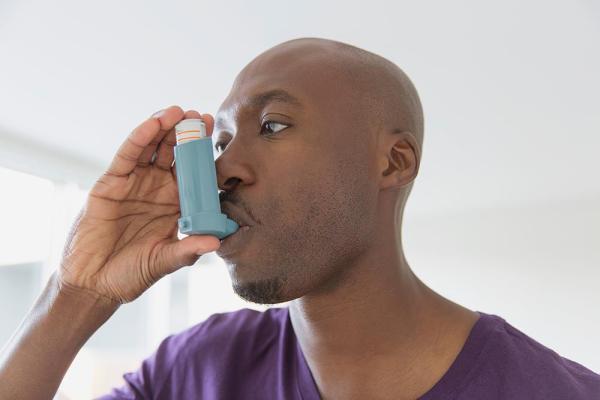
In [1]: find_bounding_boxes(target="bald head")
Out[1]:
[215,37,424,304]
[237,37,424,150]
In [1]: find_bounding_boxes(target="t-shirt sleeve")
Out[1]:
[95,315,217,400]
[95,334,179,400]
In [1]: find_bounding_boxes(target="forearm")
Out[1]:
[0,271,119,400]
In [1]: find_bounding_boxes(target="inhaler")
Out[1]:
[173,118,239,239]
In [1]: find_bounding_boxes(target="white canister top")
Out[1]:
[175,118,206,145]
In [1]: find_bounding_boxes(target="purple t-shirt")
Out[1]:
[98,307,600,399]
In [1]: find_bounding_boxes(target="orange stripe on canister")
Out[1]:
[174,119,207,145]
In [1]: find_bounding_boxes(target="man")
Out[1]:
[0,37,598,399]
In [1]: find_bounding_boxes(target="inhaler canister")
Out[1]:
[173,119,239,239]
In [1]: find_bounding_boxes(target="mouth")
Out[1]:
[222,225,251,240]
[217,225,253,257]
[230,220,250,229]
[221,202,255,229]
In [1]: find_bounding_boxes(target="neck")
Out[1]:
[288,214,478,399]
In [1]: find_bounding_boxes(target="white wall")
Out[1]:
[404,194,600,372]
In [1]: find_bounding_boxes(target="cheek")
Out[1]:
[273,155,375,251]
[254,139,377,251]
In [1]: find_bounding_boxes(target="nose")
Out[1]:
[215,142,255,193]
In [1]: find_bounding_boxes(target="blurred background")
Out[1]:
[1,0,599,398]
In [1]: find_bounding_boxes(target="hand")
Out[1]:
[57,106,220,304]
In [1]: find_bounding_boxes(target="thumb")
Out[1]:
[154,235,221,275]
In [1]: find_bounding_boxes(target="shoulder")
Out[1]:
[100,307,289,399]
[162,306,288,366]
[462,312,600,399]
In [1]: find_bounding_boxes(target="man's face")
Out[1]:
[213,44,379,304]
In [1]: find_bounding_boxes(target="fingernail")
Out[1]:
[151,109,165,119]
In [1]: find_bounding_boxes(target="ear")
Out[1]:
[378,130,420,190]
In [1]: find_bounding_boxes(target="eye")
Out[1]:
[261,120,289,136]
[214,121,290,152]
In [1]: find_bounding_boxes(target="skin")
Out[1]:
[214,38,479,399]
[0,37,478,400]
[0,107,221,399]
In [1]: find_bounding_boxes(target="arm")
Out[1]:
[0,273,118,400]
[0,106,221,399]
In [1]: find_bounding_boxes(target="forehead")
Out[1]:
[215,87,304,129]
[215,49,352,128]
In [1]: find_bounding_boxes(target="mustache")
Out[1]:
[219,189,241,205]
[219,191,260,225]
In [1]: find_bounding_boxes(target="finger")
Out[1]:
[201,113,215,137]
[129,105,185,170]
[171,162,178,182]
[106,106,183,176]
[146,106,186,171]
[154,110,206,170]
[138,108,174,166]
[153,235,221,276]
[153,128,177,171]
[106,118,161,176]
[184,109,203,119]
[138,106,184,165]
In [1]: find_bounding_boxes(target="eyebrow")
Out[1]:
[247,89,303,110]
[215,89,303,131]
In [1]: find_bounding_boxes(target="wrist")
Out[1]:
[54,272,120,315]
[38,272,120,347]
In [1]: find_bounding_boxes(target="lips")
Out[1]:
[221,202,255,228]
[216,224,253,257]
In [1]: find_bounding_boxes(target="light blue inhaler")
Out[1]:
[173,118,239,239]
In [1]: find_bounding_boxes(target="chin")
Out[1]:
[231,277,286,305]
[220,245,312,305]
[223,260,289,305]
